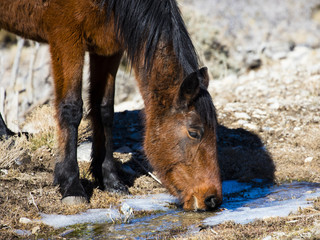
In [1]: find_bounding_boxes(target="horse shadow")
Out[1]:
[1,109,275,203]
[110,110,275,186]
[109,109,275,211]
[217,125,275,182]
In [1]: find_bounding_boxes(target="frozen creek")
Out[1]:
[39,180,320,239]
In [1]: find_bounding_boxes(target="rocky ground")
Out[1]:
[1,0,320,239]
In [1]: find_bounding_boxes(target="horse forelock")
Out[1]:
[104,0,199,75]
[193,86,217,130]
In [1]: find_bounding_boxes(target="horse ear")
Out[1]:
[175,70,200,108]
[198,67,209,89]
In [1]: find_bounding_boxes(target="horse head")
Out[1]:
[144,67,222,211]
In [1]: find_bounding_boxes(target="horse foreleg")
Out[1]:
[88,52,127,192]
[0,113,14,137]
[50,41,87,204]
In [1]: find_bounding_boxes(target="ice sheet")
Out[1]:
[40,209,121,228]
[39,181,320,229]
[204,181,320,225]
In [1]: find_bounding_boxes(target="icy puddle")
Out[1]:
[41,181,320,238]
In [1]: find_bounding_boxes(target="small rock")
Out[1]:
[253,109,267,116]
[31,226,40,234]
[19,217,32,224]
[262,236,272,240]
[312,116,320,123]
[14,229,32,237]
[244,123,259,131]
[262,126,274,132]
[237,120,248,125]
[77,142,92,162]
[269,102,280,110]
[304,157,313,163]
[245,54,262,69]
[252,113,265,119]
[223,103,240,112]
[234,112,251,120]
[271,51,288,60]
[0,169,8,175]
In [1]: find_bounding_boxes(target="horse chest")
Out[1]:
[85,32,122,56]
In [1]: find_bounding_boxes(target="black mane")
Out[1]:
[104,0,199,75]
[194,85,217,130]
[104,0,216,128]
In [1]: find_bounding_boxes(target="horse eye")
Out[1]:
[188,130,201,140]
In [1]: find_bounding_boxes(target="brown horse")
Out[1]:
[0,0,222,211]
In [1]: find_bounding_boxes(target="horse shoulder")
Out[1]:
[45,0,122,56]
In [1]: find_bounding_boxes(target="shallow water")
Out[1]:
[42,181,320,239]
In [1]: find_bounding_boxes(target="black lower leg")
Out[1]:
[54,98,87,200]
[0,113,14,137]
[90,102,127,193]
[100,102,127,192]
[89,53,127,193]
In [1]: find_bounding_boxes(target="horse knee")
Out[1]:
[58,98,83,127]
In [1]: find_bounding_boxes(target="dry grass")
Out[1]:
[0,105,166,238]
[0,135,31,169]
[269,123,320,183]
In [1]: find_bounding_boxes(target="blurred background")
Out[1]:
[0,0,319,132]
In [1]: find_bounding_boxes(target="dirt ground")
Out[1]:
[1,47,320,238]
[1,0,320,239]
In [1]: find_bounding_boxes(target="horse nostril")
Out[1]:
[204,195,219,210]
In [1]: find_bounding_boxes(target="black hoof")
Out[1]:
[55,177,89,202]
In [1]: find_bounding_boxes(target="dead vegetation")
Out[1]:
[0,105,167,238]
[1,0,320,238]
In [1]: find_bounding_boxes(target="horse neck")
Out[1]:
[134,44,185,117]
